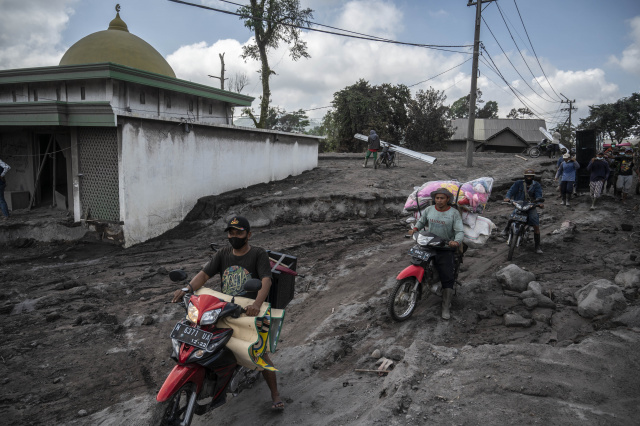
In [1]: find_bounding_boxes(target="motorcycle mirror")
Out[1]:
[242,278,262,293]
[169,269,188,282]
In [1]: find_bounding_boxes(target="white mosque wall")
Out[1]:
[118,118,318,247]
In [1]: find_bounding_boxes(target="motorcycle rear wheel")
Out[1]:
[151,382,196,426]
[528,147,541,158]
[507,231,517,261]
[387,278,419,321]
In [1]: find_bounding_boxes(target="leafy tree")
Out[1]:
[274,109,310,133]
[477,100,499,119]
[449,89,484,119]
[506,107,534,119]
[238,0,313,128]
[327,79,411,152]
[579,93,640,144]
[551,120,575,147]
[404,88,454,151]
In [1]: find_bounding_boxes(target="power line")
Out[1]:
[167,0,474,54]
[513,0,561,100]
[407,58,472,88]
[494,1,559,102]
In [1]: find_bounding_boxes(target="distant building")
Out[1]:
[0,9,320,246]
[447,118,547,153]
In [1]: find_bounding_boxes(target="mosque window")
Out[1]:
[166,96,171,109]
[81,87,86,100]
[56,87,61,101]
[33,89,38,102]
[209,104,213,115]
[189,100,194,112]
[140,91,146,105]
[12,91,16,102]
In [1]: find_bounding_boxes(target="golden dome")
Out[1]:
[59,12,176,78]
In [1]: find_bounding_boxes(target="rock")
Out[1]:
[53,377,62,384]
[536,294,557,309]
[477,309,492,319]
[385,346,405,361]
[371,349,382,359]
[519,290,535,299]
[141,315,154,326]
[574,279,627,318]
[532,308,553,325]
[46,312,62,322]
[496,264,536,292]
[615,269,640,289]
[157,266,168,275]
[611,306,640,328]
[527,281,542,295]
[522,297,539,309]
[503,312,533,327]
[620,224,633,232]
[78,410,88,417]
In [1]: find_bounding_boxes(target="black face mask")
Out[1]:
[524,178,534,185]
[228,237,248,250]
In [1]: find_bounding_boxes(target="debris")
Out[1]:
[515,155,528,161]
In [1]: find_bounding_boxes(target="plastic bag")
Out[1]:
[404,180,461,211]
[462,216,495,248]
[455,177,494,214]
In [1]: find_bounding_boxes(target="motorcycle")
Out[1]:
[387,231,463,321]
[152,270,262,426]
[504,198,544,261]
[376,143,397,168]
[528,140,552,158]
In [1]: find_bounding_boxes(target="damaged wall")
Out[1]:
[118,118,319,246]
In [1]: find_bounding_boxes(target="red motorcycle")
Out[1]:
[152,270,262,426]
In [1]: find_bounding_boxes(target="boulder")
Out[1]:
[504,312,533,327]
[536,294,557,309]
[522,297,539,309]
[527,281,543,295]
[611,306,640,328]
[496,264,536,292]
[574,279,627,318]
[614,269,640,289]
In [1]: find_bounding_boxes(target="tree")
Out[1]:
[551,119,575,147]
[449,89,484,118]
[404,88,454,151]
[579,93,640,144]
[477,100,498,119]
[238,0,313,128]
[326,79,411,152]
[228,72,249,93]
[274,109,310,133]
[507,107,534,119]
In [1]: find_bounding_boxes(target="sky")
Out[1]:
[1,0,639,130]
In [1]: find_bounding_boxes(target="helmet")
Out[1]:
[430,188,454,203]
[523,169,535,176]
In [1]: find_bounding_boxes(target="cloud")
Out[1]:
[0,0,78,70]
[429,9,448,18]
[334,0,403,39]
[609,15,640,76]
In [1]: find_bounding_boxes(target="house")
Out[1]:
[447,118,547,153]
[0,10,320,246]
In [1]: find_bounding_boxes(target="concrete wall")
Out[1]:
[118,118,319,246]
[0,129,34,210]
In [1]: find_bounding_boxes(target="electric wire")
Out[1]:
[407,58,472,88]
[513,0,562,100]
[495,1,559,102]
[167,0,474,54]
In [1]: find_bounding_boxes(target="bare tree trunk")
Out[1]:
[257,44,271,129]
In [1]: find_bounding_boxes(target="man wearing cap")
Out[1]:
[504,169,544,254]
[615,148,636,203]
[171,216,284,410]
[586,151,610,210]
[407,188,464,320]
[555,154,580,206]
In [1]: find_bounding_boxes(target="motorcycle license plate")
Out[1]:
[409,247,431,261]
[170,322,213,350]
[510,213,528,222]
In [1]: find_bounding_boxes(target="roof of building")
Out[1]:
[450,118,547,143]
[59,12,176,78]
[485,127,529,146]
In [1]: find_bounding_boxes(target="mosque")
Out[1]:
[0,7,320,246]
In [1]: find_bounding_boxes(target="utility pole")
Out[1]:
[208,52,228,90]
[465,0,494,167]
[560,93,576,147]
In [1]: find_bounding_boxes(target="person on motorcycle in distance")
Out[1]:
[407,188,464,320]
[171,216,285,411]
[503,169,544,254]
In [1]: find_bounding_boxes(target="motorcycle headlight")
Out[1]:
[200,308,222,325]
[187,303,199,323]
[513,203,523,210]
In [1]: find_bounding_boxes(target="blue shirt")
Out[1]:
[556,160,580,182]
[586,158,610,181]
[506,180,542,202]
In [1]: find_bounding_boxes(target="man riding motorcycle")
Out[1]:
[408,188,464,320]
[503,169,544,254]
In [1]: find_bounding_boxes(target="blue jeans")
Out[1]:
[0,180,9,217]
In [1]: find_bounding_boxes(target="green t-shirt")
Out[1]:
[414,205,464,243]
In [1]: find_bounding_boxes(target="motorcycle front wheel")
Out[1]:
[387,278,420,321]
[528,147,541,158]
[151,382,197,426]
[507,231,518,261]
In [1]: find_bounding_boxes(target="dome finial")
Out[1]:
[109,5,129,32]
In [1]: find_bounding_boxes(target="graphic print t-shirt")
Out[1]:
[202,246,272,298]
[616,157,635,176]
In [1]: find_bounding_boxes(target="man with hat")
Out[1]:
[408,188,464,320]
[555,153,580,206]
[171,216,285,410]
[615,148,636,203]
[586,151,610,210]
[504,169,544,254]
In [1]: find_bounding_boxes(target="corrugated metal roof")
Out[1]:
[450,118,547,143]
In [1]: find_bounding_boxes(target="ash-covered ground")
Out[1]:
[1,152,639,425]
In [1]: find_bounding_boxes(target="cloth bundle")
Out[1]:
[403,177,494,214]
[404,180,461,211]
